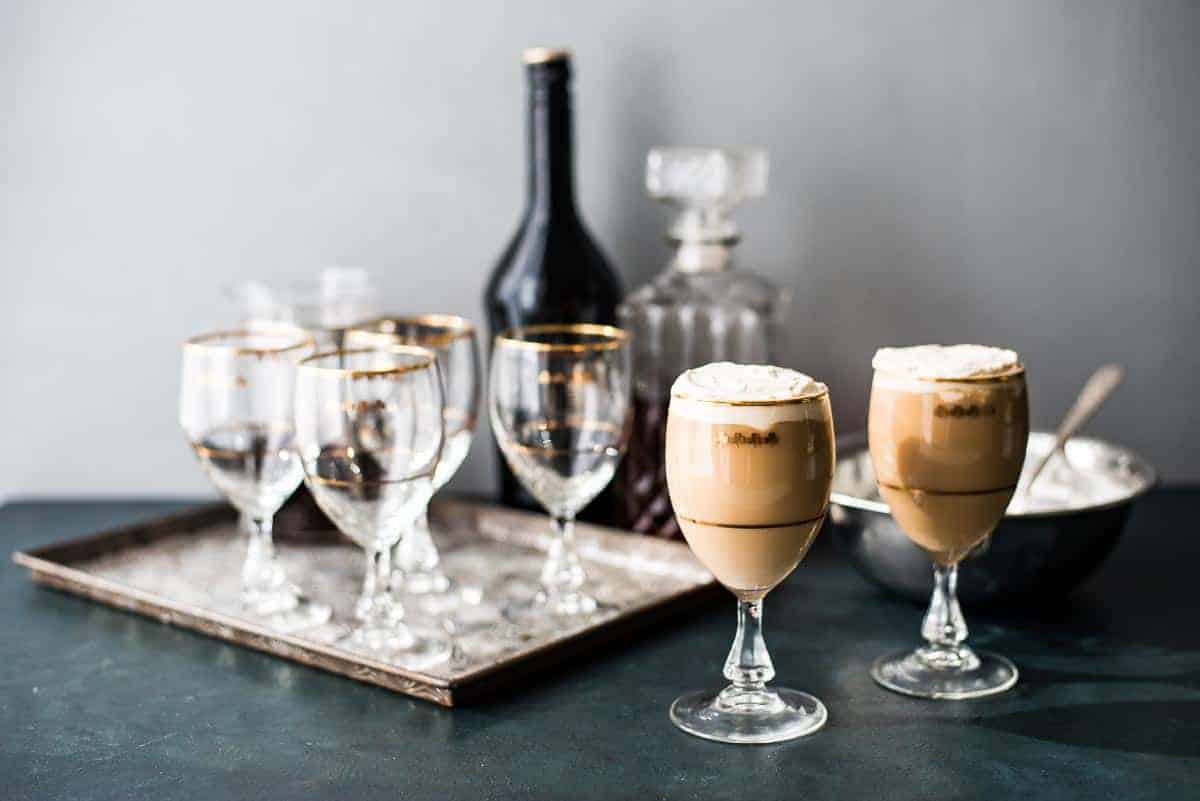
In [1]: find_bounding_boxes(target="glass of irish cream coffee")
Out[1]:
[665,363,834,743]
[868,344,1029,699]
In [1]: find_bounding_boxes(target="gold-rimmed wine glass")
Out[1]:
[345,315,481,606]
[489,324,632,623]
[179,326,331,631]
[293,345,451,667]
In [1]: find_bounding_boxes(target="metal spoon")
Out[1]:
[1023,364,1124,494]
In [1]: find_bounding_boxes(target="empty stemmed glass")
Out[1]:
[179,327,331,631]
[293,345,451,667]
[489,325,631,623]
[345,315,481,604]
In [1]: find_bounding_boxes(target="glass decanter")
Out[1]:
[615,147,789,537]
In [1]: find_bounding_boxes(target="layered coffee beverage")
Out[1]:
[665,362,835,744]
[666,363,834,597]
[868,345,1029,564]
[867,344,1029,701]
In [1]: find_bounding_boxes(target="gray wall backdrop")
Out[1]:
[3,0,1198,500]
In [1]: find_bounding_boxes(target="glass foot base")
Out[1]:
[871,647,1018,699]
[402,570,452,596]
[670,686,827,744]
[501,591,609,627]
[241,589,331,633]
[338,624,452,671]
[402,577,485,617]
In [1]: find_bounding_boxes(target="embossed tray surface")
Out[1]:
[13,499,719,706]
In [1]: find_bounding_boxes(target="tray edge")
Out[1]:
[12,499,722,707]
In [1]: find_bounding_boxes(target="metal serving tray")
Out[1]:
[13,499,719,706]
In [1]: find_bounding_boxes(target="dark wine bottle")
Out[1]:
[485,48,624,524]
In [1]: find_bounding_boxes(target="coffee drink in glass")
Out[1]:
[868,344,1029,699]
[665,362,834,743]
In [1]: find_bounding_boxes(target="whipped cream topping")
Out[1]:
[671,362,826,402]
[872,345,1020,380]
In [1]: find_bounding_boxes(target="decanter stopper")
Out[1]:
[646,147,768,245]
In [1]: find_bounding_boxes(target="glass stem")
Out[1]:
[724,599,775,692]
[921,562,969,653]
[240,511,282,595]
[358,546,398,625]
[397,507,441,574]
[540,513,585,599]
[393,505,453,596]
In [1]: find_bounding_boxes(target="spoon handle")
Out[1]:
[1023,364,1124,494]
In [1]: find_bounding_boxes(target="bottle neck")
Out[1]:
[667,208,739,273]
[672,240,736,273]
[526,74,577,218]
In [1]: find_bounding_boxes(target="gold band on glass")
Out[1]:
[183,327,314,357]
[676,510,828,530]
[307,468,437,488]
[875,481,1019,496]
[298,345,438,378]
[494,323,629,352]
[670,386,829,407]
[874,365,1026,384]
[351,314,476,347]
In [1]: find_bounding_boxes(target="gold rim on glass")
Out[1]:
[928,365,1025,384]
[671,386,830,407]
[874,365,1026,384]
[494,323,629,352]
[183,328,314,356]
[351,314,476,347]
[298,345,438,378]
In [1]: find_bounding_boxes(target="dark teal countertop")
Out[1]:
[2,494,1198,800]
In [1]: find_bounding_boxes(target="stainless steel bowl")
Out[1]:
[829,431,1157,606]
